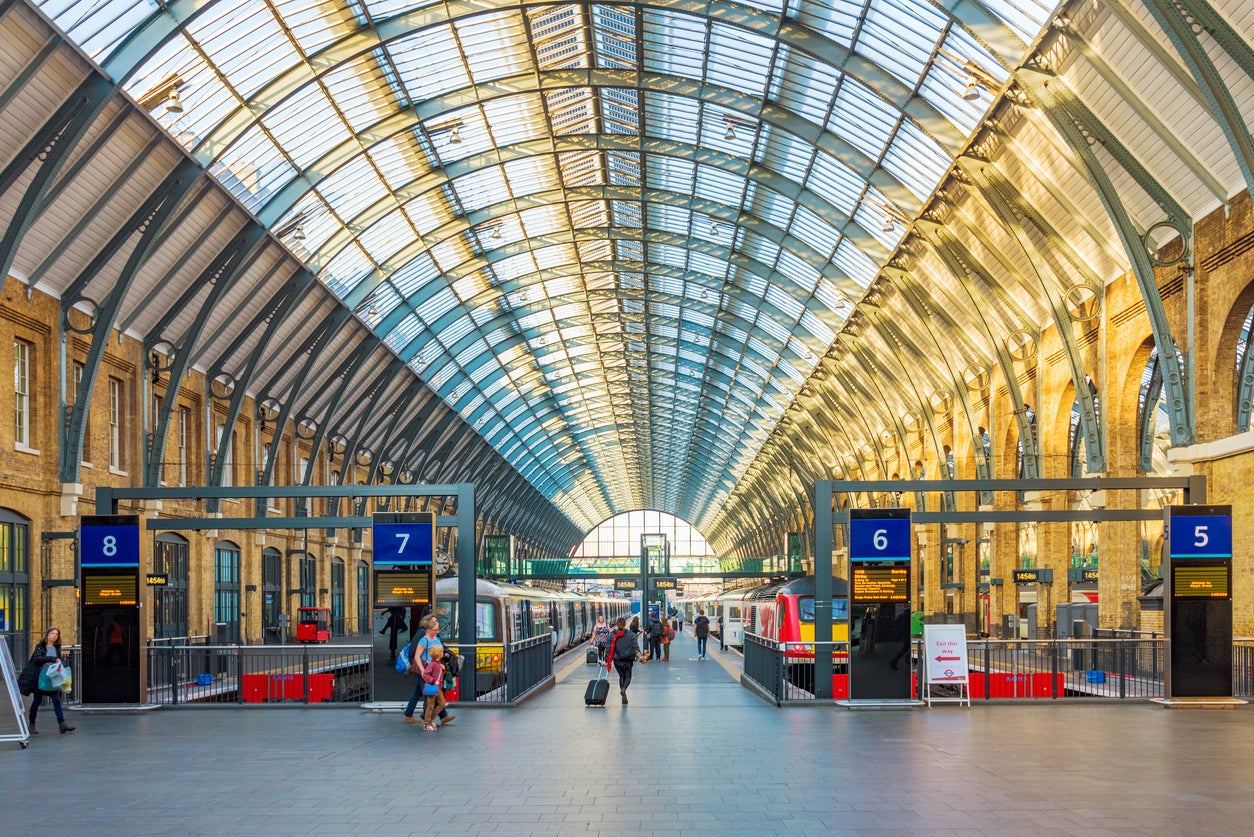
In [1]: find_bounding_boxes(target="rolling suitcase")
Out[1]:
[584,665,609,707]
[586,647,599,665]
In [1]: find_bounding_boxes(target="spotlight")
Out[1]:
[449,124,462,144]
[724,122,736,141]
[880,216,895,233]
[292,223,306,241]
[962,76,982,101]
[165,88,183,115]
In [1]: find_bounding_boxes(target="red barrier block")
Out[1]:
[239,673,334,702]
[969,672,1063,698]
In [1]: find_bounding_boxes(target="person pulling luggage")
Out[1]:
[607,617,638,705]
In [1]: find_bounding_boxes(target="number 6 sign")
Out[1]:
[849,508,911,562]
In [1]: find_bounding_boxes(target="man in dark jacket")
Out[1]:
[646,616,664,662]
[694,610,711,659]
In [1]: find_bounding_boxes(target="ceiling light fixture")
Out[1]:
[165,88,184,115]
[491,225,503,241]
[724,120,736,141]
[880,216,895,233]
[709,221,719,236]
[962,75,983,101]
[448,123,462,144]
[292,223,306,241]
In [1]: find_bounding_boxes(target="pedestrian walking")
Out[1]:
[694,610,710,660]
[592,614,612,663]
[418,643,447,731]
[661,618,676,661]
[403,615,455,727]
[717,613,726,650]
[21,627,75,734]
[629,615,643,662]
[607,617,638,704]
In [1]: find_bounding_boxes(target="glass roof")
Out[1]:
[34,0,1054,531]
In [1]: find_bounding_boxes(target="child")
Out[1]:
[420,645,446,732]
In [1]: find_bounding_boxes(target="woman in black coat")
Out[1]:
[24,627,75,734]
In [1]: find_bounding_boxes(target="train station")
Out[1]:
[3,0,1254,831]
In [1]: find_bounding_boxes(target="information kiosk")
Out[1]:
[79,515,142,703]
[848,508,913,701]
[1164,505,1234,700]
[372,512,436,701]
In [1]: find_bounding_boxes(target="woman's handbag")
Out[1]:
[17,661,38,696]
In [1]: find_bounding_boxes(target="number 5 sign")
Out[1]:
[849,508,911,562]
[372,512,435,566]
[79,515,140,567]
[1167,505,1232,560]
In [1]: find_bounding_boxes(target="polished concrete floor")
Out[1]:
[4,632,1254,835]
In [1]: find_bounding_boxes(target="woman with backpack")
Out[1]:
[607,617,637,705]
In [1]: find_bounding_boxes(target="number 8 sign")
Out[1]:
[79,515,140,567]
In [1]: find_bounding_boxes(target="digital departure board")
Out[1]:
[83,574,138,606]
[1173,564,1230,599]
[374,572,431,607]
[851,566,909,603]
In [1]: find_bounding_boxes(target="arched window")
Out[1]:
[0,509,31,659]
[357,561,370,637]
[153,533,189,639]
[299,552,317,608]
[330,557,345,636]
[262,547,282,643]
[213,541,241,644]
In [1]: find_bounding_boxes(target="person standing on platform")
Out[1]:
[628,615,643,661]
[24,627,74,734]
[592,614,611,663]
[607,617,638,705]
[646,615,664,663]
[717,613,725,650]
[661,618,675,661]
[694,610,710,660]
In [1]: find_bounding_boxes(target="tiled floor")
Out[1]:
[4,632,1254,835]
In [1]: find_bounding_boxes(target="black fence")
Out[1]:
[146,644,371,705]
[504,634,553,702]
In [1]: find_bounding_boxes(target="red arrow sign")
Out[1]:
[934,655,960,661]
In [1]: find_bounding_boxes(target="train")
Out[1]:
[432,577,631,695]
[677,576,852,692]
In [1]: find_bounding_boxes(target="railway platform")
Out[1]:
[4,631,1254,835]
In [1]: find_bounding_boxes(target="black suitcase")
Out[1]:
[584,666,609,706]
[586,647,599,665]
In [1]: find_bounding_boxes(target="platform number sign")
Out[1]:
[79,515,140,567]
[1168,507,1232,560]
[372,512,435,567]
[849,508,911,563]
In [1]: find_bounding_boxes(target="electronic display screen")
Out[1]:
[373,571,431,607]
[1173,564,1230,599]
[851,566,909,603]
[83,573,138,606]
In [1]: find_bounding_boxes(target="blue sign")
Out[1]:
[849,514,911,562]
[80,516,140,567]
[1169,514,1232,559]
[373,513,434,566]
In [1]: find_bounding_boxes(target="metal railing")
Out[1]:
[505,634,553,702]
[742,634,1177,703]
[146,644,371,705]
[147,635,209,647]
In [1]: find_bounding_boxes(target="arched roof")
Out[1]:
[5,0,1253,554]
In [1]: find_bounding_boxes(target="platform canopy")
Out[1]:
[7,0,1253,554]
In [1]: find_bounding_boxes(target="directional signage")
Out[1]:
[1168,506,1232,559]
[79,515,140,567]
[372,512,435,567]
[923,624,969,684]
[849,508,911,562]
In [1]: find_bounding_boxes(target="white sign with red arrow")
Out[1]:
[923,624,970,685]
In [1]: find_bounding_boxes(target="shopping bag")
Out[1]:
[47,660,70,689]
[59,666,74,693]
[395,643,411,674]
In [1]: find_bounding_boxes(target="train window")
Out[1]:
[442,598,501,641]
[728,606,741,620]
[799,599,850,622]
